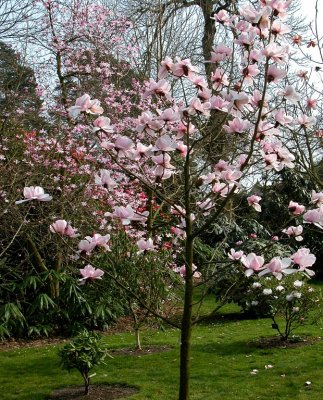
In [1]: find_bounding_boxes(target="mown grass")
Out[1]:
[1,289,323,400]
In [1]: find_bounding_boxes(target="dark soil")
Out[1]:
[252,335,321,349]
[110,345,172,356]
[47,384,138,400]
[0,337,69,351]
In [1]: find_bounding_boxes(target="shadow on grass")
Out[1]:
[197,311,262,326]
[192,339,253,356]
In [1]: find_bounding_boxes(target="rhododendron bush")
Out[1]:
[1,0,323,399]
[244,275,320,341]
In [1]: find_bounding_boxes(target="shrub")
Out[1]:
[59,330,108,395]
[245,275,320,340]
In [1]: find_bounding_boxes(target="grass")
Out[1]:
[1,290,323,400]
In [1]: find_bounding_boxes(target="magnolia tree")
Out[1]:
[5,1,323,400]
[0,2,166,337]
[49,1,323,398]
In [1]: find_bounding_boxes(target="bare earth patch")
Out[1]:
[47,384,138,400]
[0,337,69,351]
[110,345,172,356]
[252,335,321,349]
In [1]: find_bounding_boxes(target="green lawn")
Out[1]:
[1,293,323,400]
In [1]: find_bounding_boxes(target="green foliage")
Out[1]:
[94,232,178,348]
[59,330,108,394]
[0,41,44,129]
[0,261,124,339]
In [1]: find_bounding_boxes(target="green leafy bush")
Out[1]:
[59,331,108,395]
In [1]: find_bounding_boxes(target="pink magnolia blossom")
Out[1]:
[158,56,174,79]
[239,4,271,29]
[178,264,201,279]
[274,110,293,126]
[241,64,260,86]
[259,257,294,280]
[190,76,208,89]
[296,70,308,81]
[241,253,265,277]
[197,199,215,215]
[92,116,113,133]
[209,96,229,111]
[144,78,172,101]
[135,111,164,134]
[311,191,323,206]
[281,85,300,104]
[171,205,186,216]
[269,0,292,20]
[266,66,287,83]
[187,97,211,116]
[106,205,148,225]
[176,122,197,139]
[128,143,153,160]
[68,94,104,118]
[198,87,212,101]
[171,226,186,240]
[16,186,52,204]
[306,98,317,109]
[224,118,250,134]
[296,114,316,128]
[211,69,229,90]
[291,248,316,276]
[303,207,323,229]
[250,90,270,108]
[137,238,155,254]
[78,234,111,254]
[78,239,96,254]
[114,135,134,157]
[79,265,104,282]
[228,249,244,260]
[158,108,180,123]
[234,31,257,48]
[230,92,250,113]
[95,169,117,189]
[50,219,78,237]
[282,225,303,241]
[212,181,230,197]
[220,168,242,183]
[171,58,199,79]
[210,43,232,62]
[211,9,231,25]
[271,20,291,36]
[176,142,188,158]
[152,153,176,180]
[262,141,295,171]
[262,43,289,64]
[153,135,177,152]
[247,195,262,212]
[288,201,305,215]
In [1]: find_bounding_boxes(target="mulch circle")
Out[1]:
[110,345,172,356]
[47,384,138,400]
[252,335,321,349]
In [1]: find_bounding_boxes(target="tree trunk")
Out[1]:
[82,372,90,395]
[178,237,194,400]
[135,327,142,350]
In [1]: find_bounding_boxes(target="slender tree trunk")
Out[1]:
[179,120,194,400]
[82,372,90,395]
[135,327,142,350]
[129,300,142,350]
[179,237,194,400]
